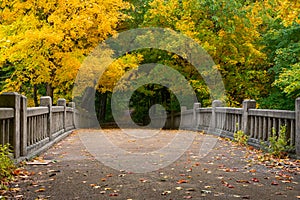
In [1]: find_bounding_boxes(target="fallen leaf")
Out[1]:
[161,191,171,195]
[241,195,250,199]
[35,188,46,192]
[9,188,21,192]
[26,159,52,165]
[186,188,195,191]
[222,181,234,188]
[201,190,211,194]
[275,192,284,195]
[251,178,259,182]
[139,178,147,183]
[271,181,279,185]
[236,180,251,184]
[177,179,188,184]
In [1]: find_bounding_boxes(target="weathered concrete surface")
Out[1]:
[11,129,300,199]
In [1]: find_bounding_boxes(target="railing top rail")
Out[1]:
[182,110,193,115]
[197,108,212,112]
[248,108,295,119]
[0,108,14,119]
[27,107,48,117]
[66,107,74,112]
[52,106,64,113]
[216,107,243,114]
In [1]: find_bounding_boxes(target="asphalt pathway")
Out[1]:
[9,129,300,199]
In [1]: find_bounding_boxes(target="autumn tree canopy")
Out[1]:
[0,0,299,118]
[0,0,130,105]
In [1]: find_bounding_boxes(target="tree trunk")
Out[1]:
[33,85,38,106]
[98,92,107,122]
[46,83,53,99]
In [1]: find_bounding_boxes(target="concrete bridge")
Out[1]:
[0,92,300,199]
[0,92,299,160]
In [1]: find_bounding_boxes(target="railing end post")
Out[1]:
[40,96,53,140]
[193,103,201,129]
[295,97,300,157]
[57,98,67,131]
[242,99,256,135]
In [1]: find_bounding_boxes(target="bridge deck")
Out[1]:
[8,129,300,199]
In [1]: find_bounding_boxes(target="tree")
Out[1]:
[0,0,130,105]
[255,0,300,110]
[274,63,300,98]
[142,0,270,106]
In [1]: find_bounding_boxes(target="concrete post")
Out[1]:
[209,100,222,134]
[180,106,187,128]
[171,110,175,129]
[20,95,27,156]
[295,98,300,157]
[0,92,21,158]
[57,98,66,131]
[68,102,76,129]
[40,96,52,140]
[242,100,256,135]
[193,103,201,129]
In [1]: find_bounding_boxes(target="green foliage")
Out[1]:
[142,0,271,107]
[274,63,300,99]
[257,89,295,110]
[233,124,249,146]
[0,144,16,189]
[260,22,300,110]
[261,125,295,158]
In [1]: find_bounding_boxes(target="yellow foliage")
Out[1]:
[0,0,130,102]
[97,53,144,93]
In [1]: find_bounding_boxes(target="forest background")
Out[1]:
[0,0,299,124]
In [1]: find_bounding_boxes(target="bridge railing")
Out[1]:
[156,98,300,157]
[0,92,96,159]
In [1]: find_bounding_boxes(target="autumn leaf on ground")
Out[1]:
[184,188,194,192]
[35,188,46,192]
[221,181,234,188]
[252,178,259,182]
[236,180,251,184]
[139,178,147,183]
[161,191,171,195]
[109,193,118,196]
[271,181,279,185]
[177,179,188,184]
[9,188,21,192]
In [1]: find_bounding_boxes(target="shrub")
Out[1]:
[0,144,16,189]
[233,124,249,146]
[261,125,295,158]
